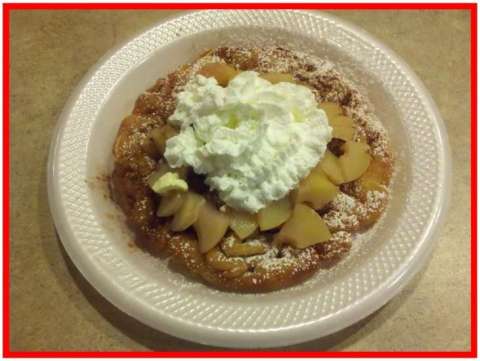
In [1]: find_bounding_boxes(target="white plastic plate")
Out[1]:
[48,10,451,348]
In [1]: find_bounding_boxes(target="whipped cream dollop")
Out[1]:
[164,71,332,213]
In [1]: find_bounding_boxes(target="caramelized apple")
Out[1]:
[149,124,177,155]
[332,126,354,141]
[228,209,258,240]
[222,237,267,257]
[156,192,185,217]
[319,150,345,185]
[329,115,354,128]
[170,192,205,232]
[329,114,354,141]
[295,171,338,210]
[153,161,188,180]
[339,141,372,183]
[260,73,296,84]
[197,63,239,86]
[257,197,292,231]
[274,204,331,248]
[148,172,188,194]
[194,202,230,253]
[319,102,342,120]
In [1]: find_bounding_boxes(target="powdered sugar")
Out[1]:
[246,243,318,274]
[366,190,388,211]
[324,193,363,231]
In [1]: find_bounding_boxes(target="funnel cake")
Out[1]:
[110,47,394,292]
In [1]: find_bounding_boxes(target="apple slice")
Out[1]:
[274,204,331,249]
[319,102,342,120]
[257,197,292,231]
[332,126,354,141]
[149,124,177,155]
[156,192,185,217]
[229,209,258,240]
[170,192,205,232]
[338,141,372,183]
[148,172,188,194]
[197,63,239,86]
[318,150,345,185]
[329,115,354,128]
[194,202,230,253]
[294,171,338,210]
[260,72,296,84]
[329,114,355,141]
[222,237,267,257]
[151,161,188,180]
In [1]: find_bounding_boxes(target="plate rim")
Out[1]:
[47,9,452,348]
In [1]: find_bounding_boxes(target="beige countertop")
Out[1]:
[10,10,471,351]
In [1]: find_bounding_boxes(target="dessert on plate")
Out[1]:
[110,47,394,292]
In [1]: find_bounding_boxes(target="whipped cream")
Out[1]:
[164,71,332,213]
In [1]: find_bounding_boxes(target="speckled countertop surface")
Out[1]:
[10,10,470,351]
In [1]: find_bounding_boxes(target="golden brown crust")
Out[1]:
[168,236,322,293]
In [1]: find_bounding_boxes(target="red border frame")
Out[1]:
[3,3,477,358]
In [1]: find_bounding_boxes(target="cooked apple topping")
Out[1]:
[197,63,239,87]
[147,97,376,254]
[228,209,258,240]
[143,55,382,273]
[170,192,205,232]
[274,204,331,248]
[319,102,343,120]
[221,236,267,257]
[293,169,339,210]
[194,201,230,253]
[148,172,188,194]
[338,141,372,182]
[319,140,372,185]
[156,191,185,217]
[260,72,296,84]
[257,196,292,231]
[332,126,355,141]
[198,62,298,87]
[319,150,345,185]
